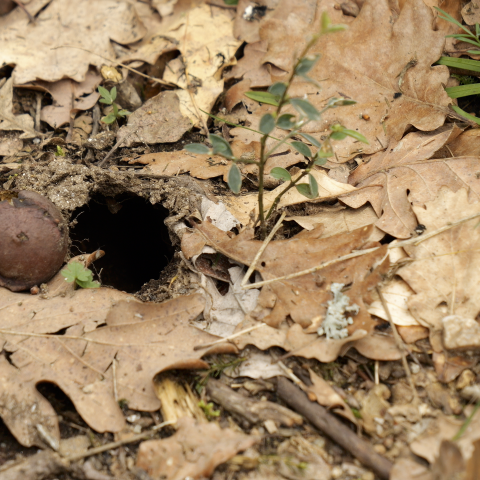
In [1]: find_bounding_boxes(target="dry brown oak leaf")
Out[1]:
[136,417,259,480]
[230,0,453,161]
[397,188,480,354]
[342,124,480,238]
[193,219,389,332]
[0,259,235,448]
[0,0,146,84]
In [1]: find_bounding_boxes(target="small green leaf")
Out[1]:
[270,167,291,182]
[436,56,480,73]
[314,156,328,166]
[308,174,319,198]
[268,82,287,96]
[101,113,116,124]
[228,163,242,193]
[291,141,312,157]
[290,98,321,121]
[113,103,119,116]
[277,114,295,130]
[299,133,321,147]
[321,12,347,33]
[343,129,369,144]
[210,134,233,156]
[98,86,112,104]
[118,109,130,116]
[76,278,101,289]
[295,183,316,199]
[61,262,100,289]
[445,83,480,99]
[451,105,480,126]
[330,131,347,140]
[185,143,210,154]
[55,145,65,157]
[223,0,238,4]
[244,91,279,106]
[260,113,275,134]
[295,55,320,76]
[99,98,111,104]
[110,86,117,102]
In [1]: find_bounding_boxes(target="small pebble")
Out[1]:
[373,444,386,455]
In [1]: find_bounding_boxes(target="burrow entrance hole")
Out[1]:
[69,193,175,293]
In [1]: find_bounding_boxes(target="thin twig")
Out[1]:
[193,323,266,351]
[242,213,286,286]
[65,420,176,462]
[243,211,480,290]
[376,286,419,404]
[98,126,146,168]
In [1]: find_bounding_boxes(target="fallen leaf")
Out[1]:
[462,0,480,25]
[342,124,480,238]
[117,91,192,146]
[397,188,480,352]
[0,78,36,138]
[286,204,383,241]
[368,277,420,326]
[130,150,229,180]
[306,369,357,423]
[0,256,235,447]
[30,69,102,128]
[136,417,258,480]
[231,0,453,161]
[161,3,242,127]
[0,0,146,84]
[193,219,388,332]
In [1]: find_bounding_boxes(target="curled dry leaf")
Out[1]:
[397,188,480,354]
[0,256,235,447]
[343,124,480,238]
[0,0,146,84]
[136,417,259,480]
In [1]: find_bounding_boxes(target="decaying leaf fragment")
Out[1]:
[136,417,259,480]
[397,188,480,354]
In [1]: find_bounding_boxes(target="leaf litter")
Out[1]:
[3,0,480,479]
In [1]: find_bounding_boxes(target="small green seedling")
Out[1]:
[61,262,100,289]
[55,145,65,157]
[98,86,130,124]
[198,400,220,419]
[185,12,368,238]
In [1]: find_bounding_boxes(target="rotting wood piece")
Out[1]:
[206,378,303,427]
[277,377,392,480]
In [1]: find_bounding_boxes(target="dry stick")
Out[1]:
[241,211,286,287]
[277,377,392,480]
[52,46,174,87]
[65,420,176,462]
[376,286,419,404]
[193,323,266,351]
[98,126,147,168]
[243,210,480,290]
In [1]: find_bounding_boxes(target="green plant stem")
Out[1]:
[264,159,314,221]
[258,135,268,239]
[452,402,480,441]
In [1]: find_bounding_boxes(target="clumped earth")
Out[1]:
[2,1,480,480]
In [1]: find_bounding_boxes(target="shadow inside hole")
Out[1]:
[69,194,174,293]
